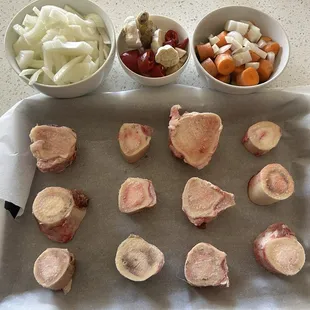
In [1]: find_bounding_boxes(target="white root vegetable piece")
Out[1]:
[242,121,281,156]
[224,20,249,35]
[34,248,75,294]
[184,243,229,287]
[232,50,252,66]
[230,38,243,51]
[208,34,220,45]
[118,123,153,163]
[169,105,223,169]
[212,44,219,54]
[267,52,275,65]
[245,62,259,69]
[215,44,232,55]
[248,164,294,206]
[115,234,165,282]
[118,178,156,214]
[254,223,305,276]
[257,39,267,49]
[29,125,77,173]
[32,187,89,243]
[247,25,262,43]
[226,31,243,45]
[244,41,267,59]
[182,177,235,227]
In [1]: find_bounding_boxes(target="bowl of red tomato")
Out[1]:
[117,13,190,86]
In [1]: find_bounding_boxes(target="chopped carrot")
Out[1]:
[236,67,259,86]
[263,42,280,55]
[216,74,230,83]
[201,58,218,77]
[249,50,260,62]
[215,54,235,75]
[216,31,228,47]
[257,59,274,82]
[223,50,232,56]
[196,43,214,61]
[231,65,245,80]
[260,36,272,42]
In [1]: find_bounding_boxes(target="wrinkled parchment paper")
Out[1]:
[0,85,309,309]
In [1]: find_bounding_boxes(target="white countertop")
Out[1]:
[0,0,309,114]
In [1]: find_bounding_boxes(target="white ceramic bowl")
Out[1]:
[117,15,190,87]
[5,0,116,98]
[192,6,290,94]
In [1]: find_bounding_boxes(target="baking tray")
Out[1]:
[0,85,309,310]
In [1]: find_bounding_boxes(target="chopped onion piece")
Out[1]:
[23,19,46,45]
[230,38,243,51]
[227,31,243,45]
[224,36,233,44]
[22,14,38,28]
[62,63,91,84]
[232,50,252,66]
[215,44,232,55]
[245,62,260,69]
[19,69,38,76]
[85,13,106,28]
[16,50,34,70]
[98,27,111,44]
[83,55,92,63]
[43,40,93,56]
[89,60,99,75]
[29,68,43,85]
[47,9,69,28]
[232,46,249,55]
[33,7,40,16]
[66,12,95,28]
[247,25,262,43]
[243,38,250,47]
[102,44,110,59]
[224,20,249,35]
[42,66,55,80]
[86,41,99,60]
[258,39,267,49]
[267,52,275,65]
[66,25,99,41]
[30,60,44,69]
[98,35,104,66]
[53,35,67,43]
[63,5,83,19]
[209,34,220,45]
[53,55,85,85]
[244,41,267,59]
[13,24,27,36]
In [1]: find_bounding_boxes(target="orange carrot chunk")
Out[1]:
[216,74,230,83]
[263,42,280,55]
[201,58,218,77]
[223,50,232,56]
[236,67,259,86]
[260,36,272,42]
[257,59,274,82]
[216,31,228,48]
[215,54,235,75]
[249,50,260,62]
[196,43,214,62]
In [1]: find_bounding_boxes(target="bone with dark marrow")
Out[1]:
[118,123,153,163]
[242,121,282,156]
[248,163,294,205]
[32,187,89,243]
[118,178,156,213]
[184,243,229,287]
[254,223,305,276]
[115,234,165,281]
[182,177,235,226]
[33,248,75,294]
[29,125,77,173]
[168,105,223,169]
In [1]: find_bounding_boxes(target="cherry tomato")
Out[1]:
[120,50,140,73]
[137,49,155,74]
[165,30,179,43]
[177,38,189,49]
[149,64,165,77]
[163,40,177,48]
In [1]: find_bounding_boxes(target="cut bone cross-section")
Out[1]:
[32,187,89,243]
[118,123,153,163]
[242,121,282,156]
[30,125,77,173]
[118,178,156,213]
[248,163,294,205]
[34,248,75,294]
[168,105,223,169]
[254,223,305,276]
[182,177,235,226]
[115,234,165,281]
[184,243,229,287]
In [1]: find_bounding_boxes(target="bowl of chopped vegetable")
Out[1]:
[5,0,116,98]
[117,12,190,87]
[192,6,289,94]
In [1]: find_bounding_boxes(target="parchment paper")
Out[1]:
[0,85,309,310]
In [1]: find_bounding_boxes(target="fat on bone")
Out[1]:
[248,163,294,205]
[118,123,153,163]
[118,178,156,213]
[182,177,235,226]
[168,105,223,169]
[32,187,89,243]
[253,223,305,276]
[33,248,75,294]
[184,243,229,287]
[115,234,165,281]
[242,121,282,156]
[29,125,77,173]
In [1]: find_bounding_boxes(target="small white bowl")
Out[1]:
[5,0,116,98]
[192,6,290,94]
[117,15,190,87]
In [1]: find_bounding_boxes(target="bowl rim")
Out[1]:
[117,14,190,81]
[191,6,290,89]
[4,0,116,89]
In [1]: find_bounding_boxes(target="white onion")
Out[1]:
[232,46,249,55]
[232,50,252,66]
[16,50,34,70]
[209,34,220,45]
[245,62,260,69]
[19,69,38,77]
[230,38,243,51]
[267,52,275,65]
[29,68,43,85]
[244,41,267,59]
[257,39,267,49]
[226,31,243,45]
[215,44,232,55]
[247,25,262,43]
[225,36,234,44]
[225,20,249,35]
[212,44,219,54]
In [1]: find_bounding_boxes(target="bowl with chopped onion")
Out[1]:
[5,0,116,98]
[192,6,289,94]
